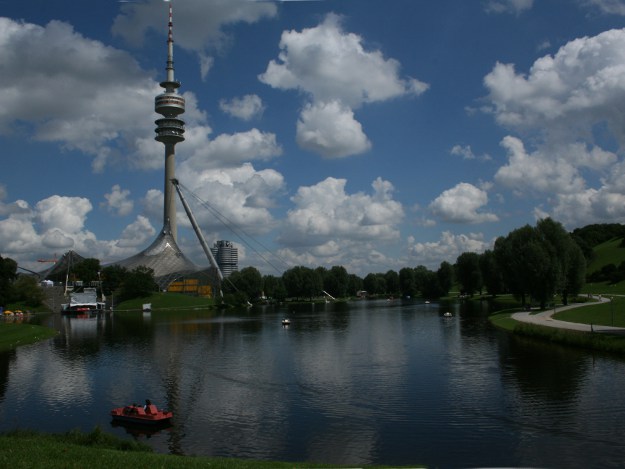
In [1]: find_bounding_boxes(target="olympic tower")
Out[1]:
[154,2,185,241]
[112,3,197,289]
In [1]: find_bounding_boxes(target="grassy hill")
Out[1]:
[587,237,625,275]
[582,237,625,295]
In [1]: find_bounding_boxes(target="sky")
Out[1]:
[2,0,625,277]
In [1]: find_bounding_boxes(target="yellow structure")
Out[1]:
[168,278,212,297]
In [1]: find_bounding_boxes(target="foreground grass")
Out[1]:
[0,429,413,469]
[0,322,58,352]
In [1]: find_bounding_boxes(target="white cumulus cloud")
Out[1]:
[584,0,625,15]
[484,27,625,227]
[296,101,371,158]
[408,231,492,269]
[260,13,427,158]
[484,0,534,15]
[280,177,404,248]
[220,94,265,121]
[102,185,134,217]
[429,183,498,224]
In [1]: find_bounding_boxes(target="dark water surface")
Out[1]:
[1,299,625,467]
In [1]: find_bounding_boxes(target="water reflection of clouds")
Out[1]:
[7,343,92,424]
[289,312,411,464]
[148,323,293,458]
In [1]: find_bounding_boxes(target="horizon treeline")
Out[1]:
[3,219,623,308]
[229,218,618,307]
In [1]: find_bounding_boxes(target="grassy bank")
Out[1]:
[0,429,409,469]
[114,292,216,312]
[512,322,625,354]
[0,322,58,352]
[489,306,625,355]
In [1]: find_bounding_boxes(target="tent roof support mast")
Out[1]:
[171,178,224,298]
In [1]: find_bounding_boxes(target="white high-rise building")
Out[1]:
[210,241,238,278]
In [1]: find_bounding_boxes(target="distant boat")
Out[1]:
[282,318,291,326]
[443,311,452,317]
[142,303,152,312]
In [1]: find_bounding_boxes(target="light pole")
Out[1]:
[611,297,614,326]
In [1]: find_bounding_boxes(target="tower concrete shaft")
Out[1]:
[155,3,185,241]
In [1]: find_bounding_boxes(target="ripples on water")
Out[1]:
[1,300,625,467]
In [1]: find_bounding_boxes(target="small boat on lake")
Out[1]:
[142,303,152,312]
[282,318,291,326]
[110,403,172,425]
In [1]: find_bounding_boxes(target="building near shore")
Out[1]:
[210,241,238,278]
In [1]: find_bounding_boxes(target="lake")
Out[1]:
[1,298,625,468]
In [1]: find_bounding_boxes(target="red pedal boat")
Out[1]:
[110,403,173,425]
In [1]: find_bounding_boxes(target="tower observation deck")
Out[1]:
[155,2,185,241]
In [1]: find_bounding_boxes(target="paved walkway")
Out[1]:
[511,296,625,334]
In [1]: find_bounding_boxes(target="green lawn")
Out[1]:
[0,429,416,469]
[0,322,58,352]
[581,281,625,295]
[114,292,216,311]
[554,296,625,327]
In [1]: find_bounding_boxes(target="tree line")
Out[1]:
[1,218,619,310]
[228,218,589,309]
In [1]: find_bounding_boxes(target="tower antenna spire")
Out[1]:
[166,0,175,83]
[154,0,185,241]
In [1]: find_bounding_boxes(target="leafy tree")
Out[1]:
[493,219,585,308]
[522,237,556,309]
[436,261,454,297]
[571,234,594,263]
[422,271,444,299]
[73,258,101,285]
[384,270,400,296]
[494,225,535,305]
[565,244,587,303]
[282,266,322,299]
[119,266,157,301]
[325,266,349,298]
[0,256,18,306]
[12,275,45,307]
[455,252,483,296]
[225,266,263,301]
[479,250,504,296]
[363,273,386,295]
[399,267,417,297]
[301,267,323,299]
[100,265,128,297]
[263,274,287,301]
[282,266,306,298]
[347,274,363,297]
[536,218,586,305]
[413,265,430,295]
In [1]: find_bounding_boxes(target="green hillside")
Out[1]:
[587,237,625,274]
[582,236,625,295]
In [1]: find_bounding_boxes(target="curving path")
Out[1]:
[511,295,625,334]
